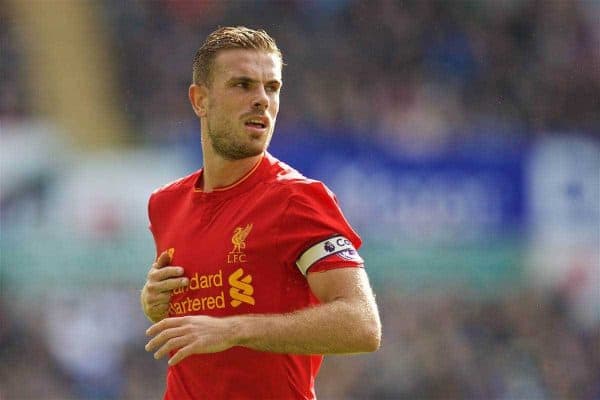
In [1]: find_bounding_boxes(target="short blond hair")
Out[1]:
[192,26,283,86]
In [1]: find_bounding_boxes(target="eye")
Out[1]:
[235,81,250,89]
[266,84,280,93]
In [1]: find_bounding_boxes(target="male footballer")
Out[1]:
[141,26,381,399]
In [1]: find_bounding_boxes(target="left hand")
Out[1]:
[145,315,238,366]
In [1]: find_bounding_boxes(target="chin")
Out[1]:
[221,145,265,161]
[247,145,267,158]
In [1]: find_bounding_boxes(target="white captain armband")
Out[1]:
[295,235,363,276]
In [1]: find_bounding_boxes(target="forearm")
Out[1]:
[230,297,381,355]
[145,268,381,365]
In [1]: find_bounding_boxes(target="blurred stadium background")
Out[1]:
[1,0,599,399]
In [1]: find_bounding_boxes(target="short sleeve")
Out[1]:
[277,182,364,276]
[147,192,160,257]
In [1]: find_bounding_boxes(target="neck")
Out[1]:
[200,141,263,192]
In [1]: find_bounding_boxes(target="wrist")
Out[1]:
[227,315,253,348]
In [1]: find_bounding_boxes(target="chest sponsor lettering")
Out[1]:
[168,223,256,316]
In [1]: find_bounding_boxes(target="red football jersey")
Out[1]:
[148,152,364,400]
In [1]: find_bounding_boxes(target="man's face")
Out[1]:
[203,49,282,160]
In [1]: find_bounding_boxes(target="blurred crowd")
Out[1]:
[3,1,599,152]
[352,289,600,399]
[111,0,599,144]
[1,288,598,399]
[0,1,26,121]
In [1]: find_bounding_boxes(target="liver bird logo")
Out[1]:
[231,223,253,254]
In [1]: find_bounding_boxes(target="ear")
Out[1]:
[189,84,208,118]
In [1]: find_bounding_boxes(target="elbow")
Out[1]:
[351,300,382,353]
[356,317,381,353]
[364,321,382,352]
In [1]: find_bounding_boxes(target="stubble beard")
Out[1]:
[206,116,272,161]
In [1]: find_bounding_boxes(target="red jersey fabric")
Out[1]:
[148,152,363,400]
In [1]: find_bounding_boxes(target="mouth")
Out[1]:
[243,116,269,134]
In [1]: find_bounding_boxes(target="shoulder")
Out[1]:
[264,153,335,201]
[148,171,200,223]
[150,170,201,199]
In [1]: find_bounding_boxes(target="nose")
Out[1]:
[252,86,269,111]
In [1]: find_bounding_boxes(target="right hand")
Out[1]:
[141,251,188,323]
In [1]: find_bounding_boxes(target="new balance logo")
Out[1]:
[228,268,255,307]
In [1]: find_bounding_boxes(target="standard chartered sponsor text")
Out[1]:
[170,270,226,314]
[169,268,255,315]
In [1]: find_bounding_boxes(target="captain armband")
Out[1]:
[295,235,363,276]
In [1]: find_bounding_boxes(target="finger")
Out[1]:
[146,317,183,337]
[149,266,185,282]
[145,326,187,352]
[146,303,169,319]
[149,303,169,316]
[154,335,190,360]
[168,343,196,366]
[145,291,171,306]
[155,251,172,268]
[149,277,188,295]
[149,265,183,280]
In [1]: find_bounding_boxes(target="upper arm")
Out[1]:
[307,267,374,305]
[307,266,382,352]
